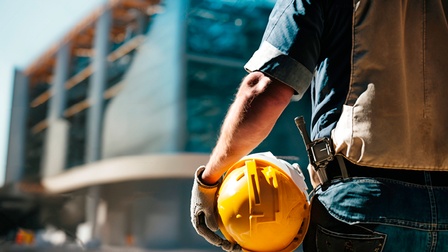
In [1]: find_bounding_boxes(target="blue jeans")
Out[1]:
[303,176,448,251]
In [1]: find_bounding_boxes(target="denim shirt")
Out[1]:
[245,0,353,140]
[245,0,448,171]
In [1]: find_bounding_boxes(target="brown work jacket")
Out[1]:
[332,0,448,171]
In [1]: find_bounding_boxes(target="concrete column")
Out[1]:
[41,42,71,177]
[86,7,111,164]
[84,7,112,247]
[5,70,28,184]
[49,42,71,120]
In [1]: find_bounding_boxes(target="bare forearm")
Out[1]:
[201,72,294,184]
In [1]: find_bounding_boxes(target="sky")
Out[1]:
[0,0,105,186]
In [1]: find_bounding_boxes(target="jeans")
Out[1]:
[303,176,448,252]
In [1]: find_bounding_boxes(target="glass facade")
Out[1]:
[25,78,50,178]
[22,0,311,175]
[16,0,314,188]
[187,0,274,58]
[66,110,87,168]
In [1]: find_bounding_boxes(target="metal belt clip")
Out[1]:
[294,116,335,185]
[309,137,334,184]
[309,137,334,168]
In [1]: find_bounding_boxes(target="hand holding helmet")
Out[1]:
[190,166,242,251]
[191,153,310,252]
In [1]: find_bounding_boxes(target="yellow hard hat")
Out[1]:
[217,152,310,252]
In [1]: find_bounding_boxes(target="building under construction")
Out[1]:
[4,0,310,250]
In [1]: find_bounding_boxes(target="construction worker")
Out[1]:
[190,0,448,251]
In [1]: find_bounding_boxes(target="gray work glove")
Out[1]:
[190,166,242,252]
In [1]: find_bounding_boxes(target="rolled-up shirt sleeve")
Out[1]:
[244,0,325,100]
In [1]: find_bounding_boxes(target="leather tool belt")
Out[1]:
[295,116,448,188]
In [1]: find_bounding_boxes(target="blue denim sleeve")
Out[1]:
[245,0,325,100]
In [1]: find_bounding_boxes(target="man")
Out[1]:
[191,0,448,251]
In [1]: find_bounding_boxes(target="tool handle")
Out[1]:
[294,116,312,146]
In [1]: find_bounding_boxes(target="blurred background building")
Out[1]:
[3,0,311,250]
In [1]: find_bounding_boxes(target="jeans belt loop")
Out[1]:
[336,155,349,179]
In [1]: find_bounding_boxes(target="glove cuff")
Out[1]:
[195,166,222,188]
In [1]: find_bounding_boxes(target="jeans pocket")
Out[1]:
[316,225,386,252]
